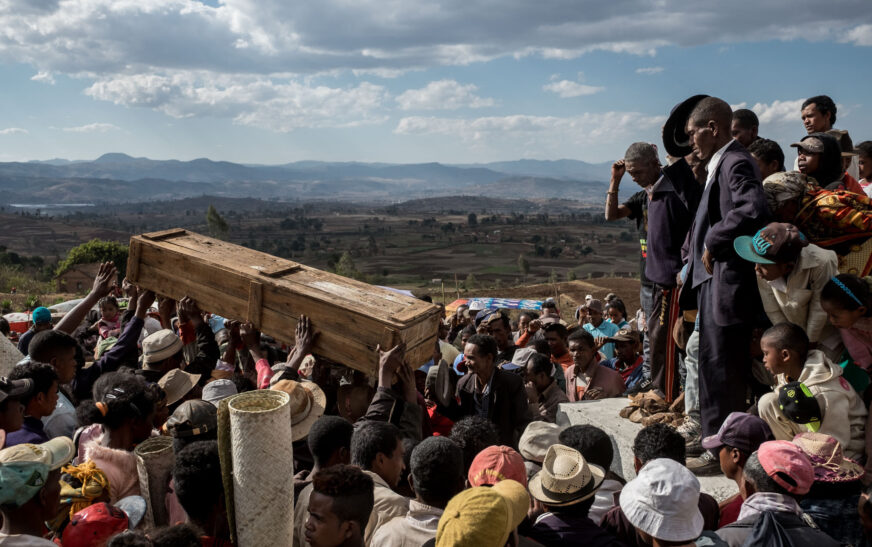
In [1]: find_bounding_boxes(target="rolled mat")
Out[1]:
[218,390,293,547]
[134,436,175,528]
[0,335,23,377]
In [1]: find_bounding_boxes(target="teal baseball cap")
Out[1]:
[0,461,50,507]
[734,223,808,265]
[31,307,51,325]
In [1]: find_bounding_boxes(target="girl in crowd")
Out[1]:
[821,274,872,370]
[96,296,122,339]
[605,300,630,330]
[78,372,158,503]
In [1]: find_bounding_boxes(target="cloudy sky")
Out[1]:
[0,0,870,165]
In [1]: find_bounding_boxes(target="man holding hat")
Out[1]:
[676,95,770,446]
[734,222,839,354]
[528,444,623,546]
[0,436,75,545]
[715,441,839,546]
[581,300,619,360]
[16,307,52,356]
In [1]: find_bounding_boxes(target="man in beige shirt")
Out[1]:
[370,436,464,547]
[350,421,410,545]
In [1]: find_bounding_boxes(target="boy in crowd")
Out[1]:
[582,300,619,360]
[295,416,355,547]
[600,329,645,393]
[757,323,867,460]
[0,436,74,546]
[543,323,572,372]
[558,425,624,525]
[371,436,464,546]
[5,363,57,447]
[350,421,409,545]
[698,412,773,524]
[306,465,375,547]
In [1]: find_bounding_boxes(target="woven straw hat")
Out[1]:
[219,390,294,547]
[528,444,605,507]
[134,436,175,528]
[270,380,325,442]
[793,432,864,483]
[0,335,23,378]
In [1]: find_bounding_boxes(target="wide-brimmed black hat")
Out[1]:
[662,94,709,157]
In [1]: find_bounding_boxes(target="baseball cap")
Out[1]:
[62,496,147,546]
[468,445,527,487]
[0,436,75,470]
[733,223,809,265]
[620,458,704,542]
[157,368,201,406]
[607,328,640,344]
[436,480,528,547]
[164,400,217,438]
[756,440,814,495]
[31,307,51,325]
[0,437,75,507]
[141,330,184,368]
[202,379,238,406]
[777,382,822,433]
[790,136,824,154]
[701,412,774,454]
[0,377,33,405]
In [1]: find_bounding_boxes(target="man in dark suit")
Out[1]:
[681,97,770,473]
[452,334,531,448]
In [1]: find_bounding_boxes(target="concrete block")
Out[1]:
[556,398,738,502]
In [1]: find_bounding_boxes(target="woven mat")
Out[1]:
[134,436,175,528]
[219,390,293,547]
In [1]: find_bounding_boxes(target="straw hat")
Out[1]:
[528,444,605,507]
[270,380,326,442]
[793,432,864,483]
[157,369,201,406]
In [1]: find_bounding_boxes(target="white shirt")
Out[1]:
[705,139,735,189]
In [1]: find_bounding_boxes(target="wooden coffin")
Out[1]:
[126,229,441,375]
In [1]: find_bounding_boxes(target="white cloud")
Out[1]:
[31,71,55,84]
[395,111,665,153]
[747,99,805,124]
[0,128,28,135]
[842,24,872,46]
[85,72,390,131]
[542,80,604,98]
[635,67,663,75]
[61,123,120,133]
[396,80,494,110]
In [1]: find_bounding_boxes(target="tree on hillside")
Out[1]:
[334,252,362,280]
[518,255,530,282]
[464,273,476,291]
[467,213,477,226]
[56,239,128,278]
[206,204,229,239]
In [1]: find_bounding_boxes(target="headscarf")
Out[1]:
[762,171,815,213]
[802,132,844,188]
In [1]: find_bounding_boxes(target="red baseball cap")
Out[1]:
[468,445,527,487]
[756,440,814,495]
[62,497,146,547]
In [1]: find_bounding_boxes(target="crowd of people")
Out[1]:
[0,93,871,546]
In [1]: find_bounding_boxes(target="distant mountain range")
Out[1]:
[1,153,620,204]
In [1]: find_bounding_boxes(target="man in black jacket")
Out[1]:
[453,334,531,448]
